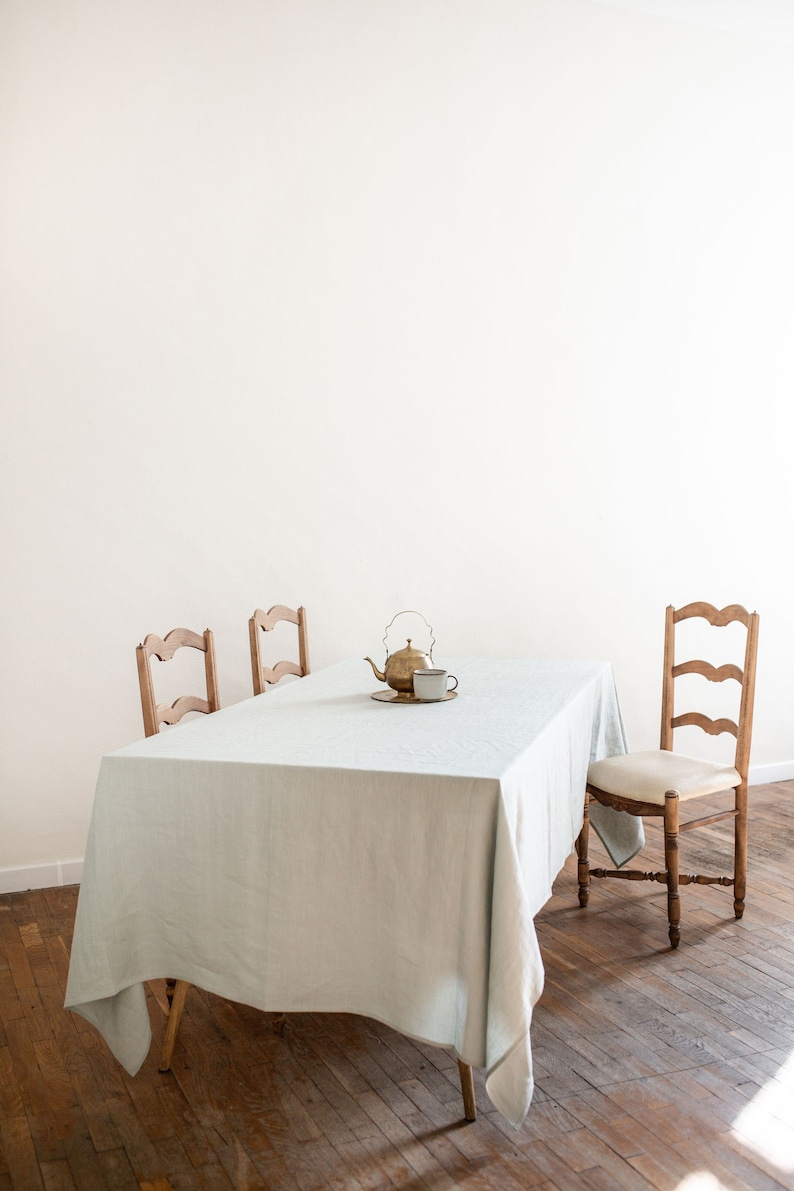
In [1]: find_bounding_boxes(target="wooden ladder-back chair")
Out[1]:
[135,626,220,1071]
[155,611,309,1074]
[577,602,759,949]
[248,604,310,695]
[136,627,220,737]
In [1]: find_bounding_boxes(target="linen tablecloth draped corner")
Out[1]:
[65,657,642,1128]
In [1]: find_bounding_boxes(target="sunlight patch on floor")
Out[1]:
[730,1048,794,1175]
[676,1174,731,1191]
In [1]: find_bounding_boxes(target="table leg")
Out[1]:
[159,979,189,1072]
[457,1060,477,1121]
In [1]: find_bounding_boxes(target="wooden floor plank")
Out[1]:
[1,781,793,1189]
[0,1118,46,1191]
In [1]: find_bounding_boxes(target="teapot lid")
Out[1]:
[392,637,430,659]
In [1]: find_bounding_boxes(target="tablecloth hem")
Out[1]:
[483,1029,533,1129]
[66,998,151,1078]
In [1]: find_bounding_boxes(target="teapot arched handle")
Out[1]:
[382,610,435,661]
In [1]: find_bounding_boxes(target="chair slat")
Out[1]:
[140,627,209,661]
[671,711,738,738]
[672,660,743,683]
[674,601,753,627]
[156,695,212,725]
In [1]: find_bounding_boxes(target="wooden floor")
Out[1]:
[2,782,793,1191]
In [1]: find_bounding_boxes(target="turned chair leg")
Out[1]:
[734,781,748,918]
[664,790,680,949]
[159,979,189,1072]
[576,796,591,907]
[457,1060,476,1121]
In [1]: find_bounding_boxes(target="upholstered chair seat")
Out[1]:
[586,751,741,805]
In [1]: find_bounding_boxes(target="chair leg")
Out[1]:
[664,790,680,949]
[457,1060,476,1121]
[165,977,176,1007]
[576,796,591,908]
[159,979,189,1072]
[734,782,748,918]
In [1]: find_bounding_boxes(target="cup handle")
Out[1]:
[447,675,458,691]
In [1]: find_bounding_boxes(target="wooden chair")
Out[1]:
[135,626,220,1070]
[157,612,310,1075]
[136,627,220,737]
[248,604,310,695]
[576,602,759,948]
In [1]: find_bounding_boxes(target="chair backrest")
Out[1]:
[660,602,759,781]
[248,604,310,695]
[136,627,220,738]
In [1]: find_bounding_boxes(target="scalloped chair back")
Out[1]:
[248,604,310,696]
[136,626,220,738]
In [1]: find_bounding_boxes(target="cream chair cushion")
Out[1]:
[587,750,740,805]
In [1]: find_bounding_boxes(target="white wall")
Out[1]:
[2,0,793,890]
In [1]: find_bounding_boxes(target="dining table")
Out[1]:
[64,655,642,1127]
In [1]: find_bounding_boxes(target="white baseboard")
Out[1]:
[0,859,83,896]
[749,762,794,785]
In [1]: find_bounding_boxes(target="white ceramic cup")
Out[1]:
[412,668,458,701]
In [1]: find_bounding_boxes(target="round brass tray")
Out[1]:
[370,690,458,704]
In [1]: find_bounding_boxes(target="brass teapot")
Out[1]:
[365,611,435,695]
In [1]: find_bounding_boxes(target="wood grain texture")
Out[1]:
[1,782,792,1189]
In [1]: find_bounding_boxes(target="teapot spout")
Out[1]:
[364,656,386,683]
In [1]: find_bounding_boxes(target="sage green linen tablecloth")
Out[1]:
[65,657,641,1127]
